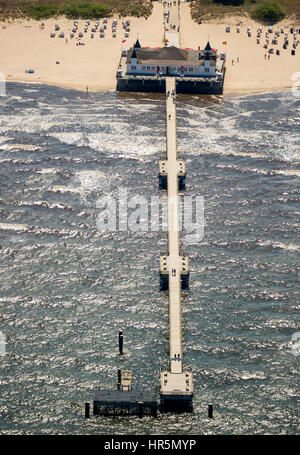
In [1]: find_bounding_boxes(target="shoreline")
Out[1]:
[4,78,294,99]
[5,76,117,92]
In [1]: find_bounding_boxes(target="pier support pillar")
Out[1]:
[181,272,189,291]
[159,174,168,190]
[178,175,186,191]
[119,330,123,355]
[138,401,144,418]
[85,402,90,418]
[160,272,169,291]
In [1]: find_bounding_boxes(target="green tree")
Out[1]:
[25,2,110,20]
[60,3,109,19]
[251,2,286,23]
[25,3,59,20]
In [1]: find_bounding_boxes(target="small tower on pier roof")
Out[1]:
[204,52,211,68]
[131,48,138,65]
[204,51,211,68]
[204,41,212,54]
[134,38,141,49]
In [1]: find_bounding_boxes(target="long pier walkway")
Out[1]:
[166,77,182,374]
[164,0,180,48]
[159,78,193,412]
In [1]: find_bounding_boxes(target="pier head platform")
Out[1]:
[116,44,225,95]
[117,0,225,95]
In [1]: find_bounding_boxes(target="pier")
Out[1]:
[159,77,193,413]
[164,0,180,47]
[93,0,194,416]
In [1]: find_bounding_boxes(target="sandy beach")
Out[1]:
[0,3,164,91]
[180,3,300,95]
[0,1,299,94]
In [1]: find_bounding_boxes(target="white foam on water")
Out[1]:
[98,141,159,156]
[36,168,58,175]
[89,120,129,128]
[0,143,41,151]
[0,113,45,134]
[271,169,300,177]
[117,103,158,113]
[8,96,27,102]
[235,110,257,118]
[75,170,106,177]
[240,372,267,380]
[0,296,26,303]
[0,127,18,132]
[178,148,266,159]
[96,140,160,151]
[274,142,300,163]
[48,132,88,147]
[37,101,51,108]
[41,110,129,125]
[49,185,83,194]
[257,240,300,252]
[0,136,14,143]
[17,200,72,211]
[216,165,300,177]
[32,226,82,237]
[47,132,163,157]
[0,222,30,232]
[24,89,40,93]
[180,112,300,164]
[74,170,108,192]
[39,122,60,132]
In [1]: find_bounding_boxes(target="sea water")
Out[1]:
[0,83,299,434]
